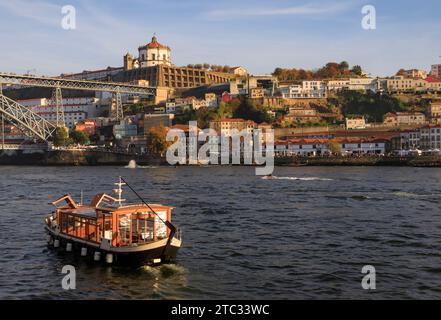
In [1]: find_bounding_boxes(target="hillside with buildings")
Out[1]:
[2,35,441,162]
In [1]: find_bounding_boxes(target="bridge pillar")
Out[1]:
[1,84,4,150]
[52,86,65,127]
[112,90,124,121]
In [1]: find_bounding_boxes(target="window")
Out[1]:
[118,214,131,245]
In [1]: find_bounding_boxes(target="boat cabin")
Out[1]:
[49,193,174,248]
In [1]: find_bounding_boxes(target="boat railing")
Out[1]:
[175,227,182,241]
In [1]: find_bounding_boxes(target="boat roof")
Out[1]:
[51,194,174,216]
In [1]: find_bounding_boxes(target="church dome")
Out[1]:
[146,35,170,50]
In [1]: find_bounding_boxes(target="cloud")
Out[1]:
[204,1,356,20]
[0,0,60,26]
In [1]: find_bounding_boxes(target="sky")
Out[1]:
[0,0,440,77]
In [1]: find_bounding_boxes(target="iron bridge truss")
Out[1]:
[0,73,156,95]
[0,73,156,142]
[0,94,57,141]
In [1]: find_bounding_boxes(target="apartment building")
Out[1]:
[428,102,441,123]
[420,125,441,149]
[404,69,427,79]
[345,117,366,130]
[229,75,277,96]
[383,112,426,127]
[209,118,256,136]
[326,78,379,93]
[393,125,441,150]
[17,97,105,129]
[274,137,387,156]
[431,64,441,79]
[386,76,441,93]
[279,81,327,99]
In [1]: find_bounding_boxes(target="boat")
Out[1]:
[44,177,182,266]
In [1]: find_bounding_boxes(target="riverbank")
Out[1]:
[275,155,441,167]
[2,149,441,167]
[0,149,165,166]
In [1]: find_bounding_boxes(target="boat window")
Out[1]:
[87,220,97,242]
[74,217,82,237]
[136,212,154,243]
[155,211,168,239]
[61,214,68,233]
[104,218,112,241]
[68,215,75,236]
[146,215,155,240]
[118,214,131,246]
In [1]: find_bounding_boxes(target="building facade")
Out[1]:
[18,97,105,129]
[431,64,441,79]
[404,69,427,79]
[209,118,256,136]
[429,102,441,123]
[383,112,426,127]
[393,125,441,150]
[274,138,387,156]
[386,76,441,93]
[279,81,327,99]
[138,35,171,68]
[120,36,234,88]
[345,117,366,130]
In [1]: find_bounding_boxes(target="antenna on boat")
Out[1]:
[113,176,126,207]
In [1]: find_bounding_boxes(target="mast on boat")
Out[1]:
[113,176,126,207]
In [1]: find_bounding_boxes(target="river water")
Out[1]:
[0,165,441,299]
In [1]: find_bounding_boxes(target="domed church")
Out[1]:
[138,35,171,68]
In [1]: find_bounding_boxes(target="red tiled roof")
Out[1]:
[169,124,201,132]
[213,118,255,123]
[275,137,389,146]
[426,75,441,83]
[144,36,170,50]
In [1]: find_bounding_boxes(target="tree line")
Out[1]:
[273,61,363,81]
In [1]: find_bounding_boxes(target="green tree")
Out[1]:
[53,127,72,147]
[273,68,283,77]
[351,65,363,76]
[232,98,272,124]
[327,140,342,155]
[339,61,349,70]
[329,90,408,122]
[146,125,170,157]
[70,130,90,145]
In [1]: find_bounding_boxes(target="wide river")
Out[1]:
[0,165,441,299]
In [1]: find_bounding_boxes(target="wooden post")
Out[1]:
[153,212,157,241]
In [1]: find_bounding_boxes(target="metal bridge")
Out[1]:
[0,92,57,141]
[0,73,156,96]
[0,72,156,143]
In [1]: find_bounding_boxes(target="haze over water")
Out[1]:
[1,166,441,299]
